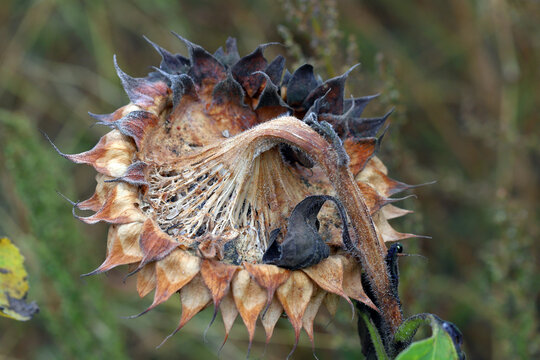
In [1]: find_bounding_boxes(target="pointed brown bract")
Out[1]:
[340,256,378,311]
[276,271,314,343]
[77,174,115,212]
[113,161,148,186]
[83,222,144,276]
[232,269,267,343]
[373,212,422,242]
[208,75,257,132]
[244,263,290,312]
[77,183,145,224]
[201,260,238,309]
[137,263,156,298]
[302,256,352,308]
[63,130,136,177]
[260,295,283,343]
[358,157,412,198]
[151,249,201,309]
[88,104,131,124]
[305,66,358,115]
[136,219,179,272]
[382,204,413,220]
[198,236,227,260]
[175,275,212,332]
[302,287,326,346]
[232,45,270,97]
[219,291,239,346]
[356,181,392,215]
[172,33,227,86]
[324,293,340,318]
[115,111,159,150]
[107,223,144,262]
[114,56,170,112]
[344,137,377,176]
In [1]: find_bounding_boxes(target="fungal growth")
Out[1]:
[53,34,425,351]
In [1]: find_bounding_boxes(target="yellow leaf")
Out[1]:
[0,237,38,321]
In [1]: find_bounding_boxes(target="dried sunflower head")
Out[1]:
[55,34,421,351]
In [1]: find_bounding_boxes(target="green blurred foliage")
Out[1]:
[0,0,538,359]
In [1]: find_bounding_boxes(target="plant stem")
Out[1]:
[238,116,403,334]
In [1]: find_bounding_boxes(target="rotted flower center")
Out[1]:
[139,141,315,263]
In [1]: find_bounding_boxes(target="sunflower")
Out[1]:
[53,34,420,352]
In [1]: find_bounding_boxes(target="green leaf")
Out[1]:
[396,314,460,360]
[0,237,39,320]
[359,310,389,360]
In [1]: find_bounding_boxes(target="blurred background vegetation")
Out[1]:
[0,0,538,359]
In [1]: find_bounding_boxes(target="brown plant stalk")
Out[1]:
[229,115,402,333]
